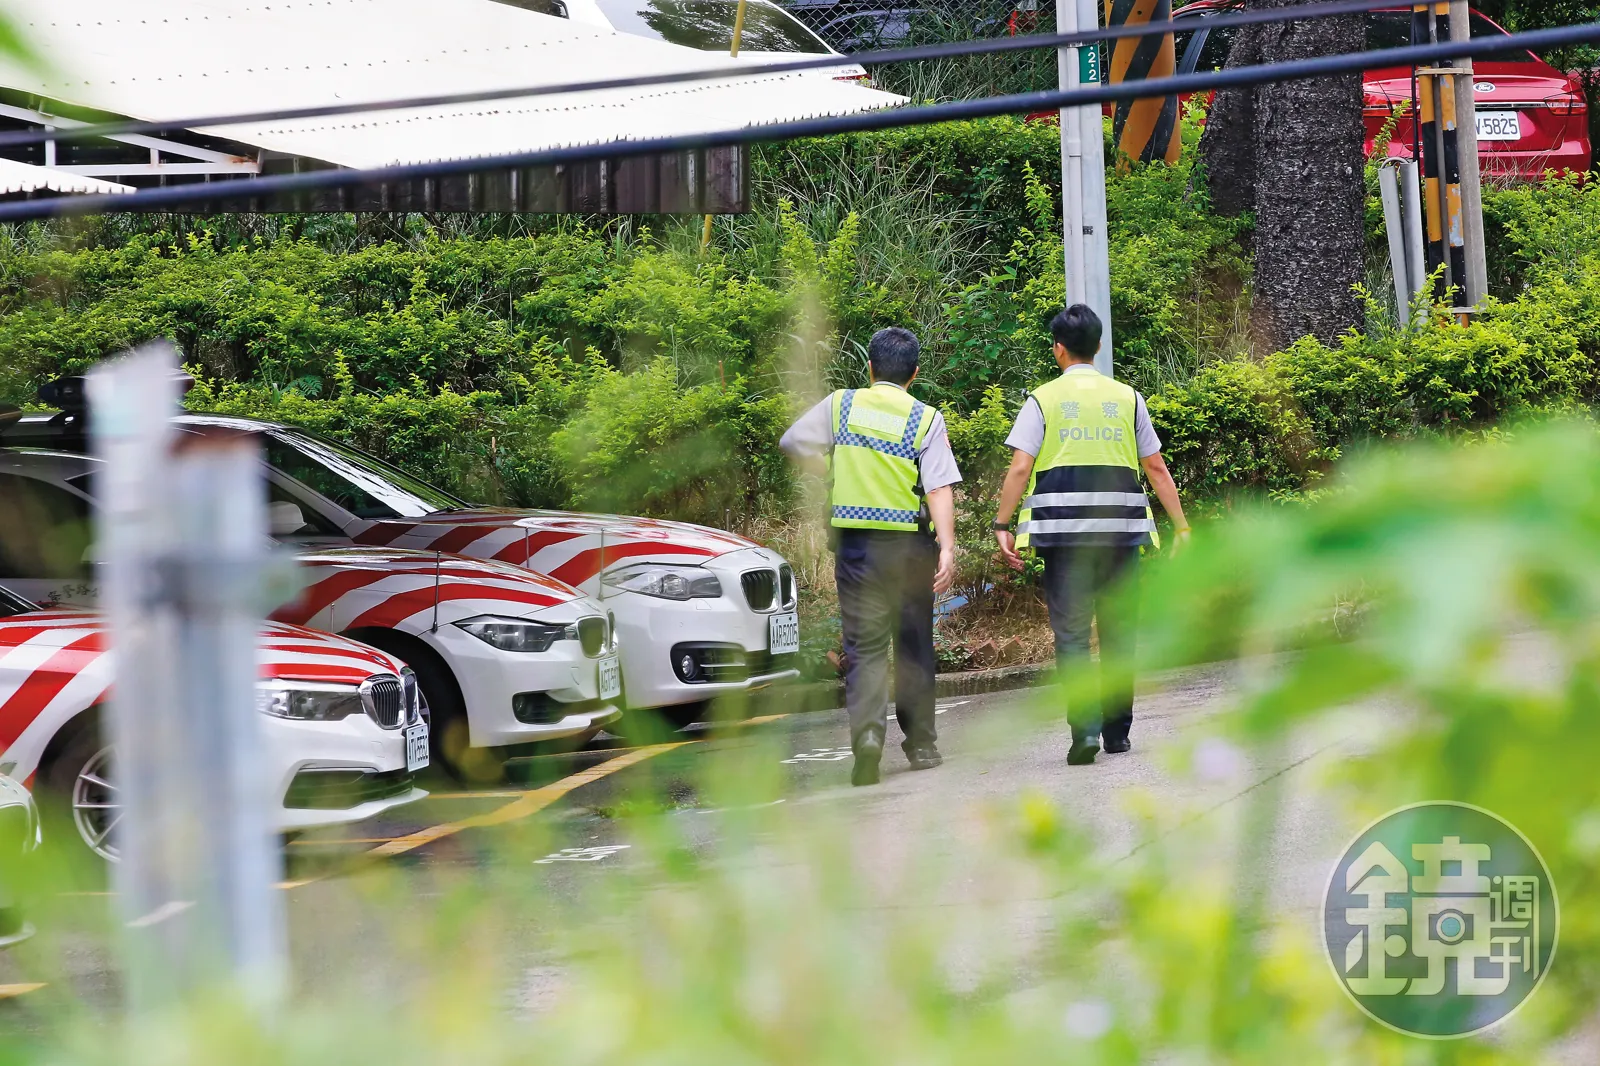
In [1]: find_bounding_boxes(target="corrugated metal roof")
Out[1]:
[0,158,132,196]
[0,0,904,169]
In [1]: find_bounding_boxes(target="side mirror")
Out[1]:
[268,501,309,537]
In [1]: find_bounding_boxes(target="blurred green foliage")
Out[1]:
[8,419,1600,1061]
[0,118,1595,537]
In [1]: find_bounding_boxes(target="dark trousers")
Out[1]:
[834,529,938,756]
[1039,545,1141,745]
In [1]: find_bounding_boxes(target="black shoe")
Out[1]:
[906,746,943,771]
[1067,738,1100,765]
[852,737,883,786]
[1102,737,1131,754]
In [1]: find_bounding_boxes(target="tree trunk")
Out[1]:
[1196,20,1263,217]
[1251,0,1366,350]
[1197,0,1366,350]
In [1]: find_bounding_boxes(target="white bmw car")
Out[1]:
[5,407,802,731]
[0,582,425,861]
[0,448,623,778]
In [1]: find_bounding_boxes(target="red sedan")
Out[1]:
[1171,2,1590,178]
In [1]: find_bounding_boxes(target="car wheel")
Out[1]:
[41,721,120,863]
[345,629,506,785]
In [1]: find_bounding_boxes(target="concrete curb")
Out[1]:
[751,660,1052,715]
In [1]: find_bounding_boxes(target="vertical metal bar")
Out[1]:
[1437,70,1469,305]
[1378,164,1412,324]
[701,0,750,253]
[89,342,285,1017]
[1448,0,1487,309]
[1398,159,1428,306]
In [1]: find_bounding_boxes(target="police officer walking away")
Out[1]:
[780,328,961,785]
[991,305,1189,765]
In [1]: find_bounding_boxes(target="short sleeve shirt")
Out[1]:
[1004,366,1161,459]
[779,383,963,491]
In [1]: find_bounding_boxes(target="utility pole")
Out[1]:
[1448,0,1487,307]
[1056,0,1114,375]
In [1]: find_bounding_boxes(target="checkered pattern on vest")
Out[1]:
[833,389,926,460]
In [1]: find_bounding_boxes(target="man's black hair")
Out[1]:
[868,327,920,385]
[1050,304,1102,360]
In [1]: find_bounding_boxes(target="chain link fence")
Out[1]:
[779,0,1068,99]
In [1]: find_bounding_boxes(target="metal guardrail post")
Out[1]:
[89,342,286,1016]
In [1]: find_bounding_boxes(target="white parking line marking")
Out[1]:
[534,845,630,864]
[782,747,854,764]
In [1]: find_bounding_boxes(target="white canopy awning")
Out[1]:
[0,0,903,170]
[0,158,132,196]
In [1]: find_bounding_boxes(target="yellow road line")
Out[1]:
[280,709,799,886]
[0,983,45,1000]
[286,837,402,847]
[352,742,687,862]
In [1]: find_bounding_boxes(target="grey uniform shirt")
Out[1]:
[1004,365,1162,459]
[779,382,963,491]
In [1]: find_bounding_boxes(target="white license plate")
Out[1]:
[405,722,429,773]
[598,654,622,700]
[1476,111,1523,141]
[768,611,800,655]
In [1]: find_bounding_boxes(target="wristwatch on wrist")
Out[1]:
[992,519,1012,532]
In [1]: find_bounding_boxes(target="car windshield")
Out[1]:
[0,583,37,617]
[593,0,832,52]
[263,432,465,519]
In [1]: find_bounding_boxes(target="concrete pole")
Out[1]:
[1058,0,1087,308]
[1079,0,1114,377]
[1057,0,1115,376]
[1449,0,1488,308]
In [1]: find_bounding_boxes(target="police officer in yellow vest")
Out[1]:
[780,328,961,786]
[992,305,1190,765]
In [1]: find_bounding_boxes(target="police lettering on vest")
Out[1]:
[1016,370,1154,550]
[829,383,935,532]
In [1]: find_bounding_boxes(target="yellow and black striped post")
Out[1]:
[1108,0,1180,166]
[1412,2,1467,307]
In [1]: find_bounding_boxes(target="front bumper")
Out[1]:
[261,708,423,833]
[606,547,801,711]
[423,625,622,748]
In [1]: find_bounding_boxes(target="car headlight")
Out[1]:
[256,682,364,721]
[455,615,571,653]
[601,563,722,601]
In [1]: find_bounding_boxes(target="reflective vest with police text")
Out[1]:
[1016,369,1153,549]
[828,383,934,531]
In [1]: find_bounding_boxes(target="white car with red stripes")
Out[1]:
[0,582,425,861]
[275,547,621,776]
[0,450,622,778]
[5,405,802,730]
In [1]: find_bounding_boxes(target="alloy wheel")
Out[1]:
[71,746,120,862]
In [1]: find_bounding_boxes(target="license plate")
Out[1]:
[1475,111,1522,141]
[405,722,429,772]
[768,611,800,655]
[598,654,622,700]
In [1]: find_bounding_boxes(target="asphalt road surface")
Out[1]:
[5,656,1594,1056]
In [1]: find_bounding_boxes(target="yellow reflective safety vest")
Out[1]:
[1016,369,1154,550]
[828,382,935,531]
